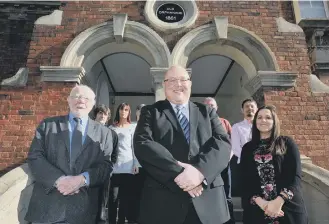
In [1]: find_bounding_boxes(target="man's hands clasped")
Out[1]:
[55,175,86,196]
[174,161,205,198]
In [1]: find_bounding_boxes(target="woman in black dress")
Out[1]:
[240,105,308,224]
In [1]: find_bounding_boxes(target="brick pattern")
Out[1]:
[0,83,74,175]
[0,1,329,172]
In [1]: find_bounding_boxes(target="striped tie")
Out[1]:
[176,105,190,143]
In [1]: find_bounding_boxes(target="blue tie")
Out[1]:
[176,105,190,143]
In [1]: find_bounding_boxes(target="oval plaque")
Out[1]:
[156,3,185,23]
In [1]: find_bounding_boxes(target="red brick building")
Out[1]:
[0,1,329,174]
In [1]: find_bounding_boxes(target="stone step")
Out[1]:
[234,208,243,222]
[232,197,243,222]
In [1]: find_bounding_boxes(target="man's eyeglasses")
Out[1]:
[70,95,93,101]
[164,78,191,84]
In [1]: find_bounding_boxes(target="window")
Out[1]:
[298,0,328,19]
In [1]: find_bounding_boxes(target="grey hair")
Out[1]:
[70,85,96,100]
[204,97,216,103]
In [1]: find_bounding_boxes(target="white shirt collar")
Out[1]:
[169,101,189,110]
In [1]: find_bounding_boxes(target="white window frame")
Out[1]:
[293,0,329,24]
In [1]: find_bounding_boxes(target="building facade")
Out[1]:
[0,1,329,175]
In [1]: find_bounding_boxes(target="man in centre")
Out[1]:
[134,65,231,224]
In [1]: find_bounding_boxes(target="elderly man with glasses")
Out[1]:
[25,85,115,224]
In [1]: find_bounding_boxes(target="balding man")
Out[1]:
[134,66,231,224]
[25,85,115,224]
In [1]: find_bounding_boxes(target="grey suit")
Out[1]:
[25,116,114,224]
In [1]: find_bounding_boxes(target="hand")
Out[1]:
[264,197,285,218]
[254,197,268,211]
[187,184,203,198]
[133,166,139,174]
[68,189,80,195]
[174,161,205,191]
[56,175,85,195]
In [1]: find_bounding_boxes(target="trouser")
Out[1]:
[221,164,235,224]
[230,155,241,197]
[108,173,136,224]
[182,203,202,224]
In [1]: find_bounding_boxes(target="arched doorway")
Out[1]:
[60,17,171,120]
[171,22,279,123]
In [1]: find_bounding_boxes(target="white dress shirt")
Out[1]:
[170,102,189,121]
[231,119,252,164]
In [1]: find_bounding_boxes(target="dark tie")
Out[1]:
[176,105,190,143]
[71,117,83,168]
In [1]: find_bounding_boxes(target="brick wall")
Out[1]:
[0,83,74,175]
[0,1,328,173]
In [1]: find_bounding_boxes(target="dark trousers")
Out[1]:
[221,163,235,224]
[132,168,146,221]
[230,155,241,197]
[182,203,202,224]
[108,173,136,224]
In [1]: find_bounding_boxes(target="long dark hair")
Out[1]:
[251,105,286,155]
[114,103,131,124]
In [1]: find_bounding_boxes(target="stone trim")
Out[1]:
[245,71,298,95]
[276,17,303,33]
[34,10,63,26]
[0,67,28,87]
[214,16,228,39]
[171,21,279,73]
[309,74,329,93]
[144,0,198,33]
[60,19,170,71]
[150,67,167,101]
[113,14,127,44]
[301,156,329,198]
[40,66,85,83]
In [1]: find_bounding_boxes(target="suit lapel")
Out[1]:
[189,101,199,150]
[59,115,70,153]
[76,118,96,159]
[163,100,179,131]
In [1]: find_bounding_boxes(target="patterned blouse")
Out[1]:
[252,138,279,224]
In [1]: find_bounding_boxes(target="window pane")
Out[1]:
[299,0,327,19]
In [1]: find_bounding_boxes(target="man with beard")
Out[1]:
[25,85,115,224]
[230,99,257,196]
[134,65,231,224]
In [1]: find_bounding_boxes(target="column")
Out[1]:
[150,67,168,102]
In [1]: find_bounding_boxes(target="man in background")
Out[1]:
[203,97,234,224]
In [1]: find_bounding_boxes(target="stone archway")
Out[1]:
[170,17,297,106]
[41,14,171,86]
[171,20,279,79]
[60,17,171,71]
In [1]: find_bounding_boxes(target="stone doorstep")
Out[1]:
[0,164,31,196]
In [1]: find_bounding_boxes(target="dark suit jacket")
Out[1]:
[240,136,308,224]
[133,100,231,224]
[25,116,114,224]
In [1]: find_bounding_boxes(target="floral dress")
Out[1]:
[252,139,280,224]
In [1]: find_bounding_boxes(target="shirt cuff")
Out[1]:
[82,172,90,186]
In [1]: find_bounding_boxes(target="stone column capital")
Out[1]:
[245,70,298,95]
[40,66,85,83]
[150,67,168,102]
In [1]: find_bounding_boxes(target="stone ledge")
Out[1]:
[301,156,329,198]
[0,68,28,87]
[245,71,298,95]
[40,66,85,83]
[35,10,63,26]
[309,74,329,93]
